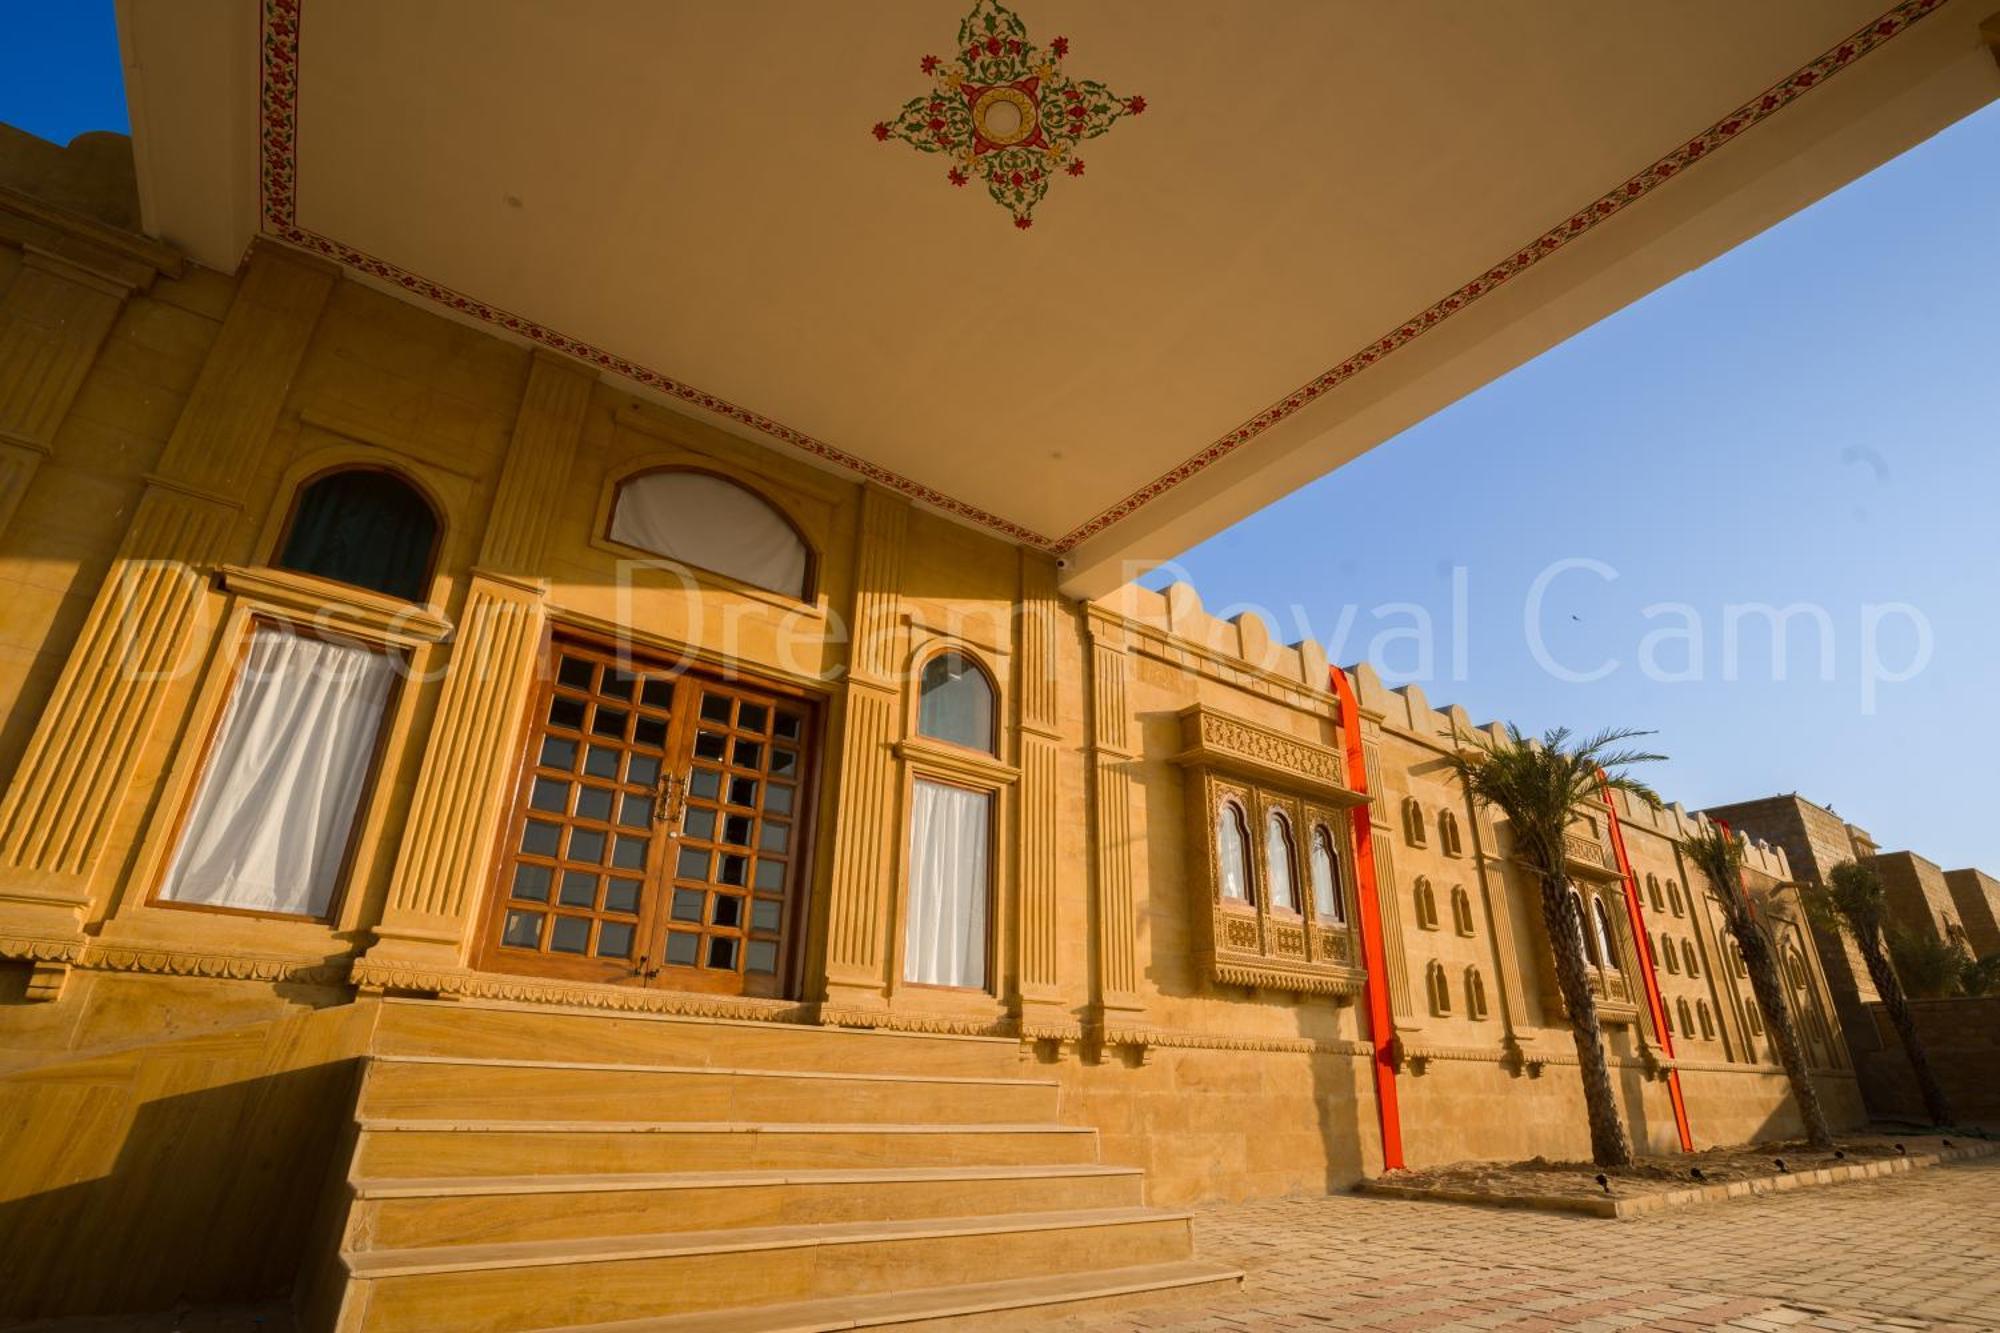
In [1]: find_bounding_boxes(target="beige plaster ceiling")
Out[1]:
[119,0,2000,593]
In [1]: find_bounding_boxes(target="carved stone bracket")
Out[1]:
[1172,704,1362,803]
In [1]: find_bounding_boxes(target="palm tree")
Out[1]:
[1804,861,1954,1126]
[1680,824,1834,1150]
[1449,725,1662,1168]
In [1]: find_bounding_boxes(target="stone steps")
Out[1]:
[338,1208,1197,1332]
[316,999,1239,1330]
[349,1164,1147,1249]
[359,1055,1061,1125]
[524,1260,1248,1332]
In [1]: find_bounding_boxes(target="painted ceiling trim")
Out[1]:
[256,0,1946,556]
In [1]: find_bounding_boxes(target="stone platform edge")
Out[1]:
[1357,1140,1997,1218]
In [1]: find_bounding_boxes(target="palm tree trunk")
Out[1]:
[1734,922,1836,1150]
[1856,926,1954,1126]
[1541,872,1632,1167]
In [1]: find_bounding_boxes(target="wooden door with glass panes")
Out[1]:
[478,636,814,996]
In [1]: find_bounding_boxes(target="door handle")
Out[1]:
[654,773,684,829]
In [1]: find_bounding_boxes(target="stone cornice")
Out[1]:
[1172,704,1360,803]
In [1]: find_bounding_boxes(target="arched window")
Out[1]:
[1784,948,1808,990]
[1571,890,1598,966]
[1667,880,1684,917]
[1217,801,1252,904]
[1661,932,1679,974]
[1646,874,1663,912]
[1308,825,1343,923]
[1402,797,1427,848]
[1264,811,1300,914]
[1682,940,1700,977]
[1592,897,1618,969]
[1450,885,1475,936]
[1746,1000,1764,1035]
[277,467,438,602]
[1414,877,1439,930]
[1426,960,1452,1016]
[1439,810,1462,857]
[1466,966,1489,1020]
[1697,1000,1715,1040]
[915,652,994,754]
[1677,998,1695,1036]
[609,469,811,600]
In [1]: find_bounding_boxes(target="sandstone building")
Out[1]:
[3,3,1997,1328]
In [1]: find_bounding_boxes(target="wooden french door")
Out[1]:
[477,634,815,997]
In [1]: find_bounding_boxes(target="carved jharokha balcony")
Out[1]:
[1563,830,1622,879]
[1174,705,1370,997]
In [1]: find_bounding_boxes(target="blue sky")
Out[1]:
[0,2,126,142]
[1148,100,2000,872]
[5,8,1996,869]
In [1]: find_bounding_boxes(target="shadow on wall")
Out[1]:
[0,1009,369,1322]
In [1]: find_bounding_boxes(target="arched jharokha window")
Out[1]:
[1571,890,1599,966]
[609,469,812,601]
[1308,825,1344,924]
[1402,797,1427,847]
[1426,959,1452,1016]
[1216,801,1253,904]
[277,467,439,602]
[1414,877,1439,930]
[903,652,999,991]
[1264,811,1300,914]
[1591,896,1619,969]
[1450,885,1475,936]
[1465,965,1490,1020]
[1784,947,1808,991]
[1438,810,1463,857]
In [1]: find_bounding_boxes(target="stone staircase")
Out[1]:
[311,998,1240,1331]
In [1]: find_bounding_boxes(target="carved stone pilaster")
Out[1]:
[1363,734,1416,1023]
[819,486,909,1013]
[1014,550,1064,1028]
[0,247,146,536]
[359,353,593,977]
[1084,607,1146,1050]
[0,247,334,992]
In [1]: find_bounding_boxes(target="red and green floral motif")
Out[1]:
[873,0,1144,230]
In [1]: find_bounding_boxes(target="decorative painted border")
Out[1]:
[257,0,1945,554]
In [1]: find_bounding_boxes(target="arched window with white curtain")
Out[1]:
[1592,896,1619,970]
[159,621,401,918]
[903,777,990,990]
[1571,890,1599,966]
[1264,810,1300,913]
[1308,825,1343,923]
[609,469,811,601]
[1217,801,1252,904]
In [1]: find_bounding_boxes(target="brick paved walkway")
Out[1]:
[1058,1158,2000,1332]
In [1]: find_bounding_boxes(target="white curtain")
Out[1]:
[1310,829,1342,922]
[904,779,990,988]
[160,624,397,917]
[610,472,808,599]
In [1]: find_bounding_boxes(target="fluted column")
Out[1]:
[1361,733,1416,1023]
[1014,550,1069,1038]
[818,486,908,1015]
[355,352,594,984]
[0,246,148,536]
[0,246,335,997]
[1084,607,1146,1047]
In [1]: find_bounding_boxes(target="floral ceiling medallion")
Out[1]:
[873,0,1145,230]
